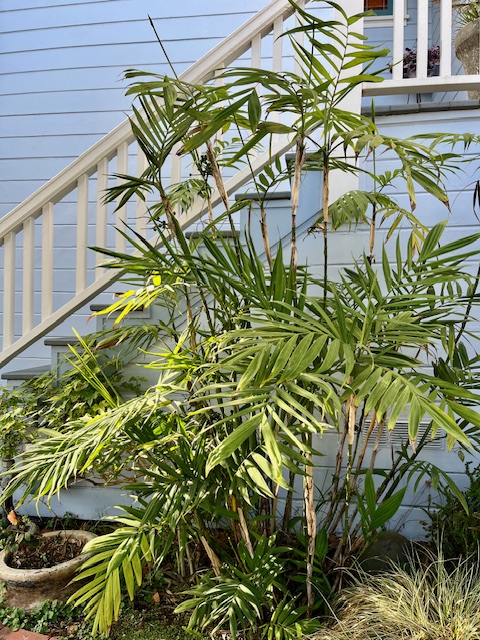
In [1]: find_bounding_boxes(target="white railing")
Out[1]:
[0,0,313,368]
[364,0,480,97]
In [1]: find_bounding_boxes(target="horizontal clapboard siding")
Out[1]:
[0,0,270,211]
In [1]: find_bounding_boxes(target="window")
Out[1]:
[364,0,393,15]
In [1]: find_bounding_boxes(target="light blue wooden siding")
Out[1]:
[0,0,270,213]
[368,108,480,239]
[365,0,418,58]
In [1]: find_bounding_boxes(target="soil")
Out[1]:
[6,535,84,570]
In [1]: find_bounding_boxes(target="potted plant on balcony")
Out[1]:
[402,45,440,78]
[452,1,480,97]
[393,45,440,103]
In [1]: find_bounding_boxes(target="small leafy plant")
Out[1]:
[424,462,480,558]
[455,1,480,25]
[176,535,323,640]
[401,45,440,77]
[23,336,143,432]
[432,1,480,26]
[355,471,406,541]
[0,388,33,461]
[0,591,94,638]
[0,511,40,556]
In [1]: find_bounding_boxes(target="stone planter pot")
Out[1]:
[454,18,480,99]
[0,530,97,610]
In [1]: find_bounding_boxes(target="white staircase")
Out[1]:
[0,0,313,370]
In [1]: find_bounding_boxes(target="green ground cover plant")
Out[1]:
[0,335,145,510]
[424,461,480,558]
[3,1,480,637]
[0,594,193,640]
[0,596,93,638]
[108,612,199,640]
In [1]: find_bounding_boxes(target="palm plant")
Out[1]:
[450,1,480,25]
[3,0,480,636]
[432,0,480,24]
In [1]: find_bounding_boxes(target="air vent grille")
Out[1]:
[366,422,445,451]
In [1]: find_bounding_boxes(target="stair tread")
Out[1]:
[186,230,239,239]
[44,336,80,347]
[235,190,291,202]
[1,365,50,381]
[90,302,146,312]
[90,303,111,312]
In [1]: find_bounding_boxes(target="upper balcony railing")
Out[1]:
[364,0,480,97]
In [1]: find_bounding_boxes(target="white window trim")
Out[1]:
[365,15,395,28]
[364,1,409,28]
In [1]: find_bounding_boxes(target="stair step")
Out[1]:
[90,303,115,313]
[90,303,151,335]
[1,365,50,382]
[185,230,239,238]
[235,190,291,202]
[89,303,149,317]
[44,337,79,347]
[43,337,81,376]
